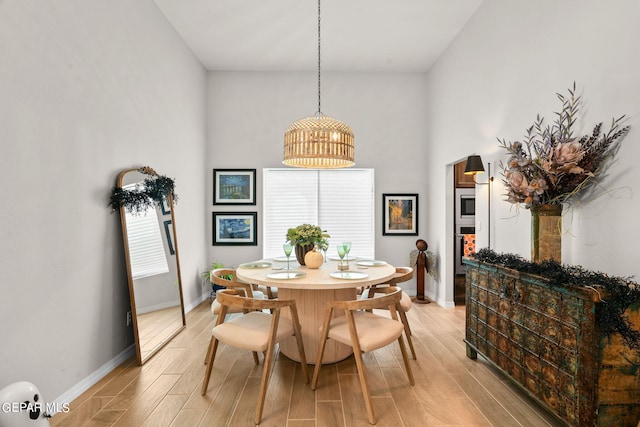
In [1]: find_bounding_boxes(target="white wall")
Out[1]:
[425,0,640,303]
[206,71,430,295]
[0,0,208,402]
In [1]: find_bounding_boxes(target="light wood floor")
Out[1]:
[50,298,564,426]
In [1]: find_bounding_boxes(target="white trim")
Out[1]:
[49,293,210,416]
[50,345,135,414]
[185,291,209,313]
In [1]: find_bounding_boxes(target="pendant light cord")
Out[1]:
[317,0,322,115]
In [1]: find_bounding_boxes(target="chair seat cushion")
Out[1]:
[211,290,266,315]
[213,311,294,352]
[327,311,404,352]
[360,289,412,312]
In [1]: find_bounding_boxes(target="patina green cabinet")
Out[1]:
[463,257,640,426]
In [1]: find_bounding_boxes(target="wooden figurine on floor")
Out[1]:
[413,239,431,304]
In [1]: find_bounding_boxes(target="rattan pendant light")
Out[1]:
[283,0,354,168]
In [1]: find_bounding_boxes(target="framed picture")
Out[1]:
[382,193,418,236]
[213,169,256,205]
[163,220,175,255]
[160,197,171,215]
[212,212,257,246]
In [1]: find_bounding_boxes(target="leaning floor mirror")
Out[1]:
[111,166,186,365]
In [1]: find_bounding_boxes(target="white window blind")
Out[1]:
[263,169,374,260]
[123,186,169,279]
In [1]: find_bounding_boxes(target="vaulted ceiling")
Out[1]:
[154,0,484,72]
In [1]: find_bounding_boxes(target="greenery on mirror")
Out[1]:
[109,166,177,213]
[472,248,640,352]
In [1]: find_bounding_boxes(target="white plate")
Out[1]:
[273,256,296,262]
[239,262,272,269]
[356,260,387,267]
[328,255,357,261]
[267,271,307,280]
[330,271,369,280]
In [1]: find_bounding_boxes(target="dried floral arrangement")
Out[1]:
[499,83,629,209]
[109,166,176,214]
[472,248,640,352]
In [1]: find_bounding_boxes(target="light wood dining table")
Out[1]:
[237,259,396,364]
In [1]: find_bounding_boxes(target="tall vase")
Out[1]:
[295,244,314,266]
[531,204,562,263]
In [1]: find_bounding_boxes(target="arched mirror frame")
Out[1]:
[115,167,186,365]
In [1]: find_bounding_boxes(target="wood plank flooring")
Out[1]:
[50,298,565,426]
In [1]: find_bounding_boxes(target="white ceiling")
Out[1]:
[154,0,484,72]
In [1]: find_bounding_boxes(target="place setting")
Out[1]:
[330,242,369,279]
[266,243,306,279]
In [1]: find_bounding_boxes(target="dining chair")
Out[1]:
[311,286,414,425]
[210,268,266,316]
[201,289,309,425]
[361,266,417,359]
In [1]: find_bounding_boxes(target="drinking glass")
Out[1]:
[336,244,346,271]
[342,242,352,267]
[283,244,293,270]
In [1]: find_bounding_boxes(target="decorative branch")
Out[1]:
[109,167,177,213]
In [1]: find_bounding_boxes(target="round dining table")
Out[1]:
[237,259,396,364]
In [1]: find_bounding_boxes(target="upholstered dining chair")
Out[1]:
[361,266,417,359]
[210,268,267,316]
[201,289,309,425]
[311,286,414,425]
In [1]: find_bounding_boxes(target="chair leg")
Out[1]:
[399,310,417,360]
[311,314,332,389]
[352,349,376,425]
[254,343,276,424]
[252,351,260,365]
[201,336,220,395]
[396,335,415,386]
[290,304,309,383]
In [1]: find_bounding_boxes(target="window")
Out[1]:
[263,169,375,259]
[123,184,170,279]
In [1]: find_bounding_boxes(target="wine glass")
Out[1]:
[283,244,293,270]
[336,244,346,271]
[319,240,329,263]
[342,242,352,267]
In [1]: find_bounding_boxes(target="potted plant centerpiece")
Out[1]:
[499,83,629,262]
[286,224,330,266]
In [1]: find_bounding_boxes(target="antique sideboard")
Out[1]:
[463,257,640,426]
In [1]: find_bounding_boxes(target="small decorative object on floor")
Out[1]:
[0,381,53,426]
[286,224,330,266]
[499,83,629,262]
[413,239,431,304]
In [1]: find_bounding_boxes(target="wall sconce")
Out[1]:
[463,155,493,248]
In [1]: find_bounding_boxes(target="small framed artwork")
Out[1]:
[212,212,258,246]
[163,220,175,255]
[382,193,418,236]
[160,197,171,215]
[213,169,256,205]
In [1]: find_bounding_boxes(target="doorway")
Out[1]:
[453,159,476,305]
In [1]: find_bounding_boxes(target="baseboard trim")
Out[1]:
[51,344,135,411]
[51,292,210,413]
[185,291,210,313]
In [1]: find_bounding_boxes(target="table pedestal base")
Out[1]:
[279,287,355,364]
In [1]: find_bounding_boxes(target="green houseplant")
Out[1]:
[286,224,330,265]
[201,261,233,293]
